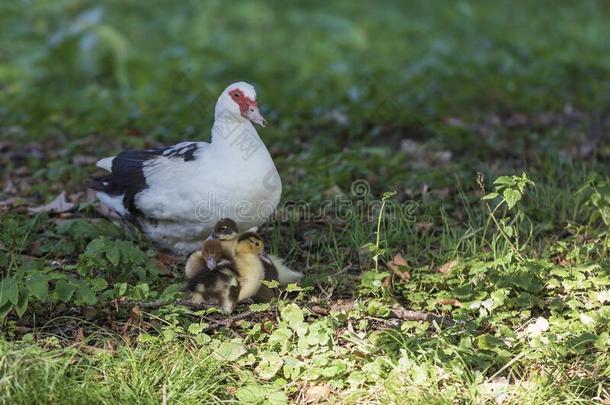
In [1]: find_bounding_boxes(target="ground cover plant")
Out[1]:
[1,0,609,403]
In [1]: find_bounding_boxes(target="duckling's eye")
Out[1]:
[234,93,239,97]
[221,226,227,231]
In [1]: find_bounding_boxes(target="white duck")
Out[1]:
[89,82,282,254]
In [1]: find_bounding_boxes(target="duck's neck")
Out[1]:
[211,118,266,159]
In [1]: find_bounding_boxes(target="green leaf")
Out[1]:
[15,289,29,317]
[88,278,108,292]
[187,322,206,335]
[262,280,279,289]
[477,334,504,349]
[284,283,303,293]
[76,284,97,305]
[0,277,19,305]
[494,176,516,186]
[503,188,522,209]
[250,303,271,312]
[236,384,267,403]
[28,273,50,301]
[107,246,121,267]
[84,238,106,257]
[114,282,128,297]
[0,301,13,319]
[255,351,284,380]
[503,224,514,237]
[281,303,305,331]
[131,283,150,300]
[481,192,499,201]
[213,341,247,362]
[266,390,289,405]
[54,280,75,302]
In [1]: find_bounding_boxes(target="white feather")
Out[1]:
[269,255,303,285]
[96,156,114,171]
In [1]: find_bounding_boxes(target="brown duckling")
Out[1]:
[185,237,225,279]
[185,239,240,315]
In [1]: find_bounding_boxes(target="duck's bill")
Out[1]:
[244,107,267,127]
[206,257,217,270]
[259,252,273,265]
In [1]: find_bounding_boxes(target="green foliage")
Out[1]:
[0,219,154,319]
[482,172,535,210]
[579,174,610,227]
[77,237,153,281]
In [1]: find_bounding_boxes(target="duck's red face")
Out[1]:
[228,88,267,127]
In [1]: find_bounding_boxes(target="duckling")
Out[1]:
[185,239,240,315]
[185,237,225,279]
[233,232,267,302]
[209,218,240,257]
[210,218,303,286]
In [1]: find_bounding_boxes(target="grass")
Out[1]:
[1,0,610,403]
[0,337,230,404]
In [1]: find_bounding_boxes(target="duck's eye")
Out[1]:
[234,93,239,97]
[221,226,227,231]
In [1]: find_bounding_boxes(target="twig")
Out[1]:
[391,304,456,327]
[162,383,168,405]
[129,299,214,310]
[121,299,456,330]
[201,310,259,333]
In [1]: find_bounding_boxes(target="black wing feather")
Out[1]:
[88,143,199,216]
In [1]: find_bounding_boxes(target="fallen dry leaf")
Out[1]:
[387,253,410,281]
[438,260,458,275]
[438,298,462,307]
[157,253,180,267]
[387,252,407,270]
[95,203,121,219]
[388,253,411,281]
[305,384,331,403]
[152,258,176,277]
[518,317,549,339]
[479,376,510,405]
[84,307,98,321]
[415,222,434,233]
[74,327,85,344]
[28,191,75,214]
[13,325,32,335]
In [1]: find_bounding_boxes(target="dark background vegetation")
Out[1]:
[1,0,609,403]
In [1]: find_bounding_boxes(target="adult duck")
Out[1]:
[89,82,282,254]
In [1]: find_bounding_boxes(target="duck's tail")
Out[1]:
[269,255,303,285]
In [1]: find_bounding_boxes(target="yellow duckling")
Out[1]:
[232,232,267,302]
